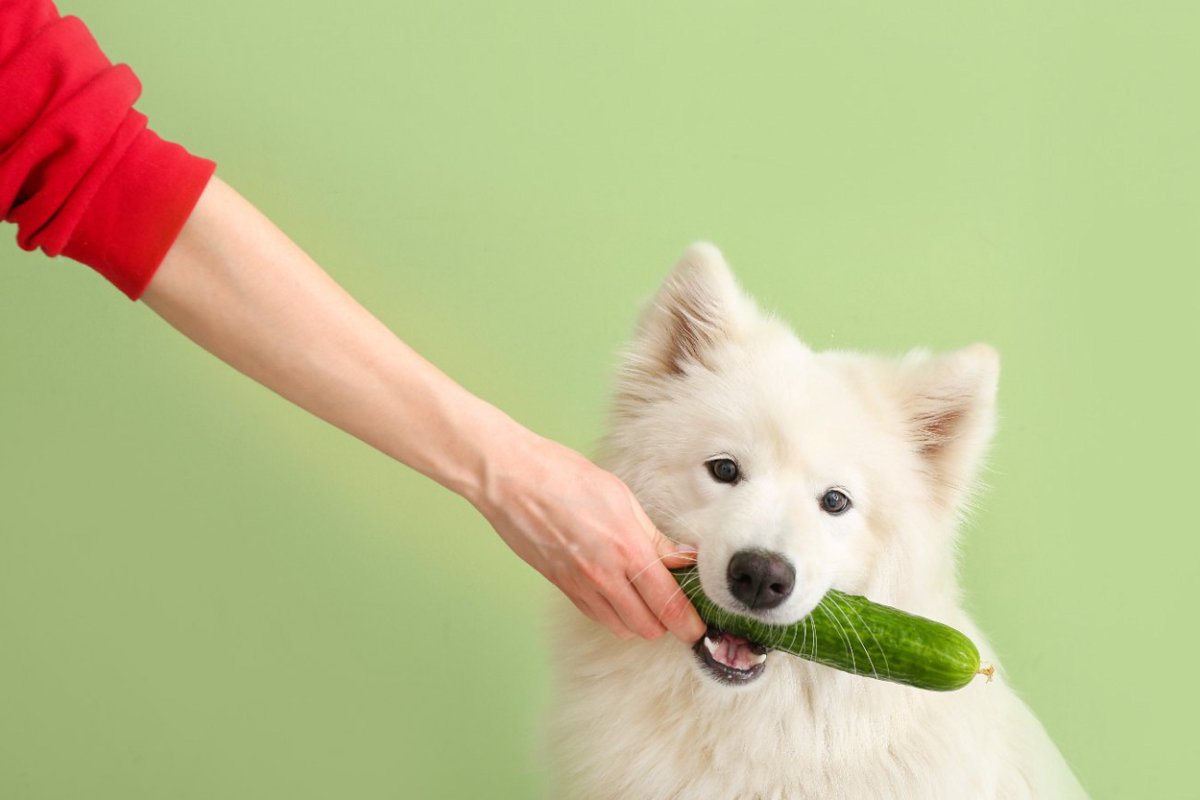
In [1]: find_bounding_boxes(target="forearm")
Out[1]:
[142,175,703,643]
[142,175,520,504]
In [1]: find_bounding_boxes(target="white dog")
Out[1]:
[547,244,1089,799]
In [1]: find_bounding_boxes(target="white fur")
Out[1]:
[546,244,1089,799]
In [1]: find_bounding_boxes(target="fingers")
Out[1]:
[570,591,635,640]
[492,455,704,644]
[658,547,699,570]
[652,530,698,570]
[607,582,668,641]
[623,495,704,641]
[569,557,675,642]
[574,566,701,644]
[627,555,706,643]
[635,501,698,570]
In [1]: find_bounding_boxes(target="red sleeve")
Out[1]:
[0,0,216,300]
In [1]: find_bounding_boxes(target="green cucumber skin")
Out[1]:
[672,567,981,692]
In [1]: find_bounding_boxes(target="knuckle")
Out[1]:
[613,625,635,641]
[576,560,608,588]
[612,539,640,565]
[638,622,666,640]
[657,598,686,622]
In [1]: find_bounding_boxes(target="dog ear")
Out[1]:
[626,242,755,378]
[899,344,1000,511]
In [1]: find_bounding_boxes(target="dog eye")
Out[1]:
[820,489,851,515]
[706,458,741,484]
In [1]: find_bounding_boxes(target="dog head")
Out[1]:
[600,244,999,686]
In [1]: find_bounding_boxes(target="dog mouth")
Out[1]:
[693,623,770,685]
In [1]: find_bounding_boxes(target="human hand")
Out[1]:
[470,431,705,643]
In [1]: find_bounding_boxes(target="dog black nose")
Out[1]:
[727,549,795,610]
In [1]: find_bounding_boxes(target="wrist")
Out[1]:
[440,395,539,514]
[468,425,556,525]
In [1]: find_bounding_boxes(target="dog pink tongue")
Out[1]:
[712,633,758,671]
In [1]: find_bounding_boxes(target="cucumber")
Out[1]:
[671,567,991,691]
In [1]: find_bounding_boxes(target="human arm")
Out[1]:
[141,176,705,643]
[0,0,702,642]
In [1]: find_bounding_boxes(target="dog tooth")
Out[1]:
[704,637,719,655]
[751,652,767,665]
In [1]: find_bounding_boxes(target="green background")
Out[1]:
[2,2,1196,797]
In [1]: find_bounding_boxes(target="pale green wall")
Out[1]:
[2,2,1196,797]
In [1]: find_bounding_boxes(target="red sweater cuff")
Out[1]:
[62,129,215,300]
[0,5,216,301]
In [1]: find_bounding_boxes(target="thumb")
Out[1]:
[625,491,698,569]
[648,526,698,570]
